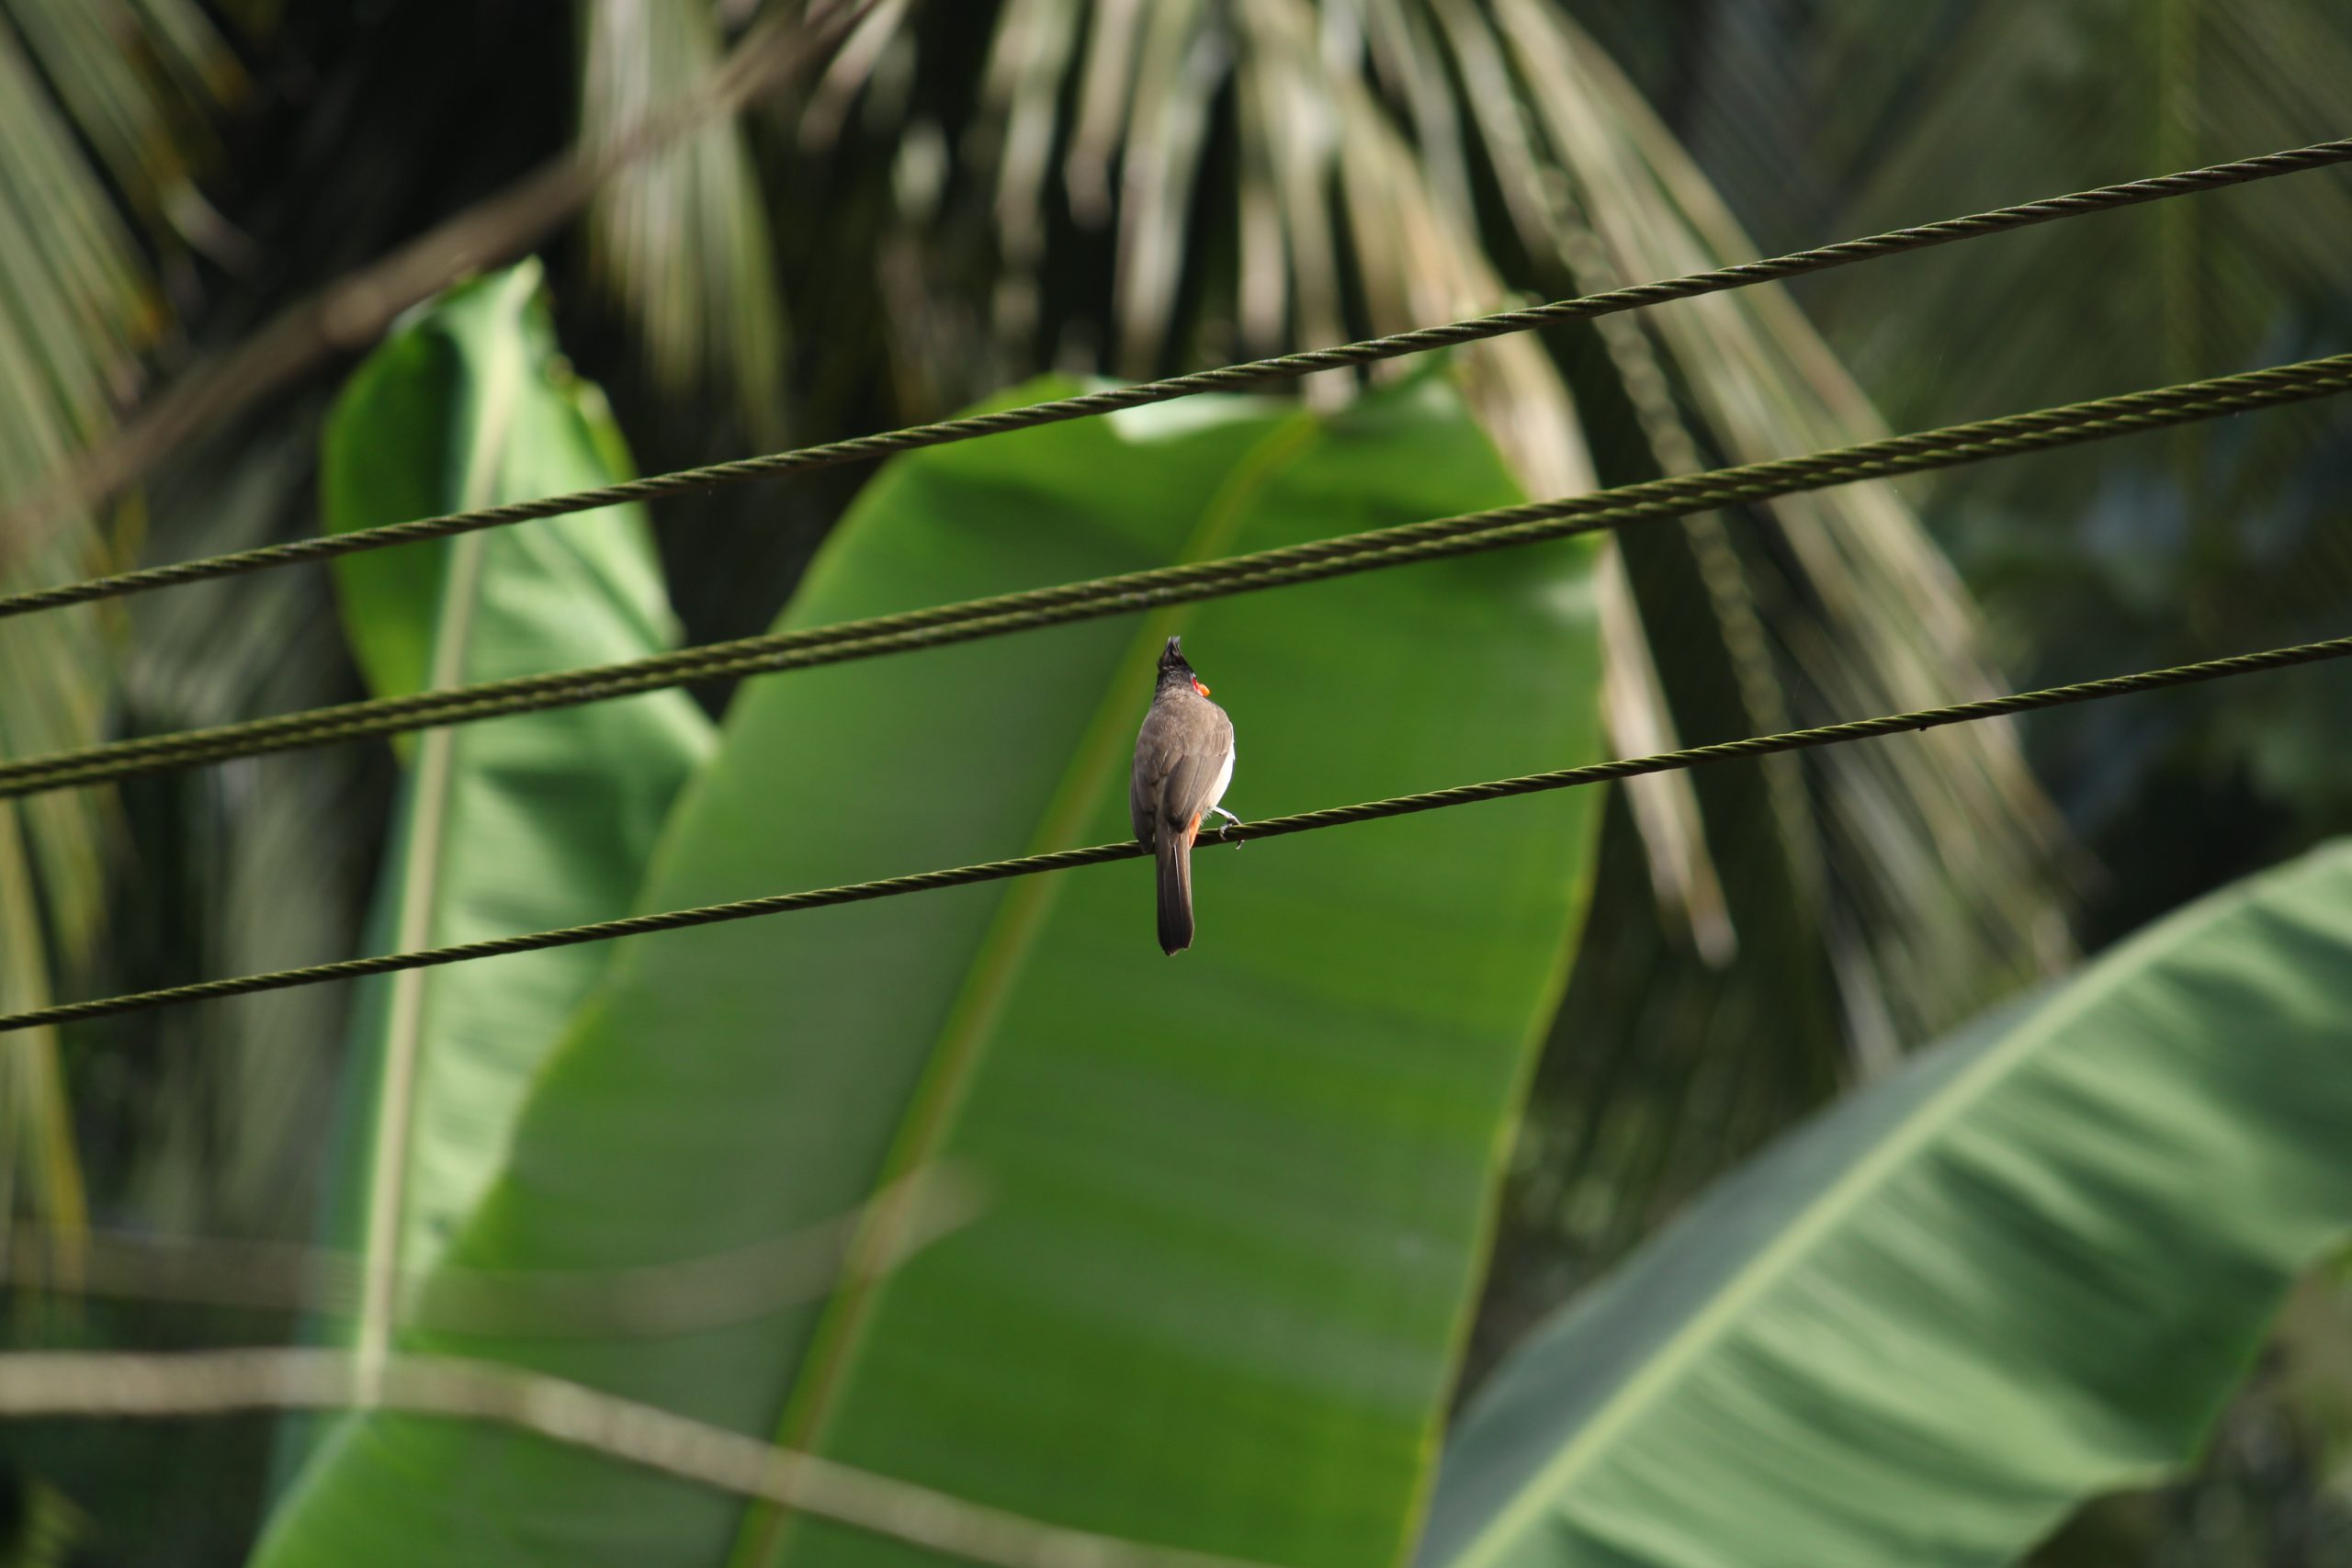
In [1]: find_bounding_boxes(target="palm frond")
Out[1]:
[109,414,376,1242]
[1754,0,2352,880]
[0,806,85,1285]
[6,0,233,206]
[0,0,239,1259]
[1486,1,2069,1032]
[577,0,789,434]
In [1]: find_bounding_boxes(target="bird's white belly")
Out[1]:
[1208,748,1234,808]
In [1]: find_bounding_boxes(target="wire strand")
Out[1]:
[9,628,2346,1035]
[1,138,2346,622]
[2,352,2346,800]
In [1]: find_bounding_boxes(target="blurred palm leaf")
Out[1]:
[1453,4,2080,1318]
[1486,1,2066,1030]
[577,0,788,435]
[0,0,241,1269]
[0,1472,83,1568]
[110,414,376,1245]
[0,0,797,1259]
[1797,0,2352,423]
[1686,0,2352,855]
[788,0,2068,1325]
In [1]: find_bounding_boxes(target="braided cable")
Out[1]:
[1,138,2346,623]
[2,352,2346,799]
[7,628,2347,1034]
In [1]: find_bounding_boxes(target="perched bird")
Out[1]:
[1129,636,1238,955]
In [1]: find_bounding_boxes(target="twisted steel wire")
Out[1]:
[6,628,2348,1035]
[1,138,2346,624]
[3,351,2347,800]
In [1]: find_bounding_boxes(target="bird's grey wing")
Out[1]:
[1130,707,1183,844]
[1160,705,1237,829]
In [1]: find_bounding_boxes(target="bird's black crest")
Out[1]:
[1157,636,1196,685]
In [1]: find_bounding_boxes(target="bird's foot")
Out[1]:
[1211,806,1243,846]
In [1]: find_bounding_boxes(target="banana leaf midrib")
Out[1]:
[353,265,535,1363]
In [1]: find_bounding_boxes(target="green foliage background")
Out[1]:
[2,3,2348,1566]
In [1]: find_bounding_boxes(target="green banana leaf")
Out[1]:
[251,367,1606,1568]
[1419,839,2352,1568]
[316,258,714,1319]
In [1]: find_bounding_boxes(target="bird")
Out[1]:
[1129,636,1238,955]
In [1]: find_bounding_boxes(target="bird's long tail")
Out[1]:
[1156,824,1195,955]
